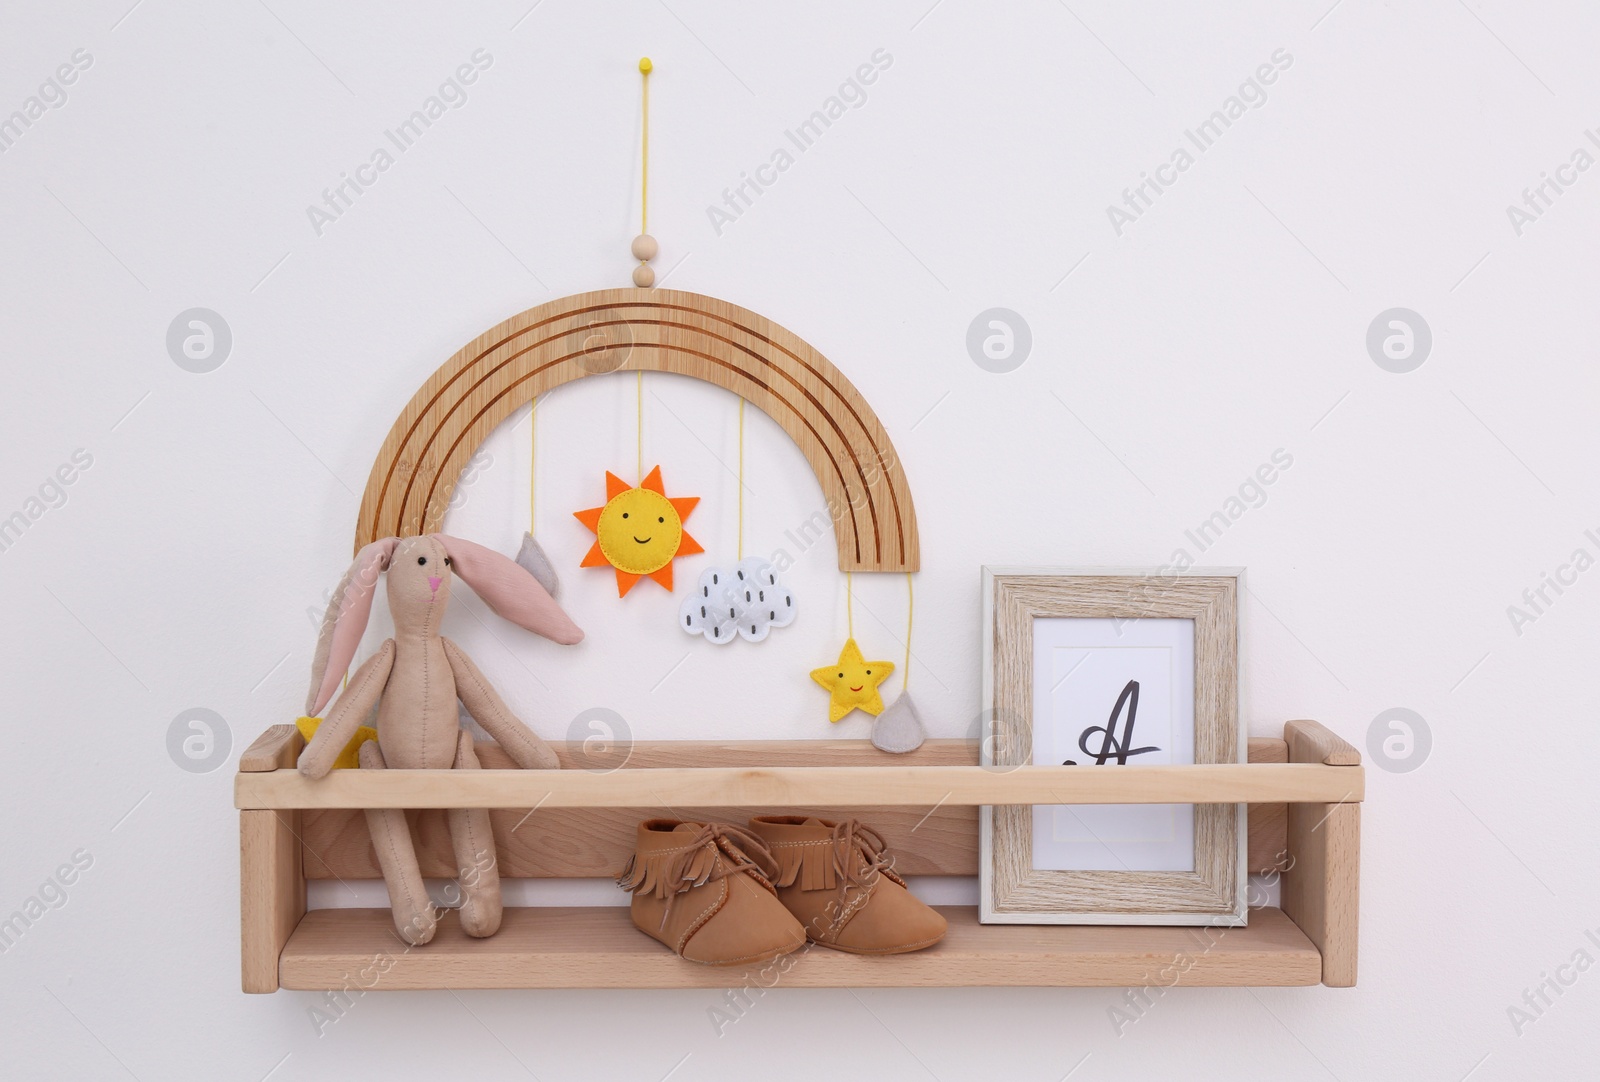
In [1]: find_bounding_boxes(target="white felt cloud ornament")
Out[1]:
[679,558,796,644]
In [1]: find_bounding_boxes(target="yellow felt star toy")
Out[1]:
[295,716,377,770]
[810,638,895,722]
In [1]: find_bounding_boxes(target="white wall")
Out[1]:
[3,1,1596,1078]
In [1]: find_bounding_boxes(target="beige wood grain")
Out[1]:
[1281,725,1362,986]
[292,737,1292,881]
[1285,718,1362,766]
[354,289,919,572]
[240,809,304,993]
[1248,736,1290,875]
[543,737,977,768]
[1282,802,1360,986]
[984,570,1245,923]
[279,905,1321,990]
[301,804,972,881]
[239,724,302,772]
[236,761,1360,811]
[302,738,975,880]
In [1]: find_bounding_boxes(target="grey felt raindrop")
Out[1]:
[514,396,560,598]
[872,689,927,754]
[515,531,561,599]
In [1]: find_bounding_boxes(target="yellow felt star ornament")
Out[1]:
[810,638,895,722]
[294,716,376,770]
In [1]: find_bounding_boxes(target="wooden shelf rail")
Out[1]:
[236,762,1361,811]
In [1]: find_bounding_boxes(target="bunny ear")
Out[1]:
[306,537,398,715]
[435,534,584,645]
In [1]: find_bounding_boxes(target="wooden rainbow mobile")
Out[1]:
[350,59,922,738]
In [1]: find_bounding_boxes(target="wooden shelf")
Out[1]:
[280,905,1321,989]
[240,721,1362,992]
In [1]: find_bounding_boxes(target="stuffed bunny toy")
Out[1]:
[299,533,583,946]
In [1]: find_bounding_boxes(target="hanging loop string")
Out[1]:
[537,395,544,534]
[631,59,658,288]
[633,58,653,459]
[903,572,913,692]
[736,398,745,560]
[846,571,854,639]
[640,57,651,233]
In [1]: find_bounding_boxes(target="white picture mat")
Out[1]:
[1031,617,1196,872]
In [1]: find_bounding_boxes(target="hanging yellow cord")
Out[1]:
[634,57,651,482]
[736,398,745,560]
[640,57,651,233]
[903,572,913,692]
[528,396,537,533]
[846,570,854,639]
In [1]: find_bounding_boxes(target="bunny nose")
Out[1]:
[428,575,442,593]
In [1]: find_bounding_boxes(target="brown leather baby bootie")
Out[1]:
[748,816,947,954]
[617,820,806,967]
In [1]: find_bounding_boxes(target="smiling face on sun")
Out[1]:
[575,466,702,596]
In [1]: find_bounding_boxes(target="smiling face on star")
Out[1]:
[837,658,875,693]
[810,638,895,722]
[596,486,682,574]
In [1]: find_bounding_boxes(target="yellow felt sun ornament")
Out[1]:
[811,638,895,722]
[575,465,703,596]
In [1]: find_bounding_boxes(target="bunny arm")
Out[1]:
[297,639,396,780]
[441,637,560,770]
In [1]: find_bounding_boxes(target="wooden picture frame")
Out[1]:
[979,567,1246,925]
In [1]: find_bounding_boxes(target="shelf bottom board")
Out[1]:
[279,905,1321,989]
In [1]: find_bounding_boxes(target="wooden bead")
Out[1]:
[631,264,655,288]
[631,234,658,262]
